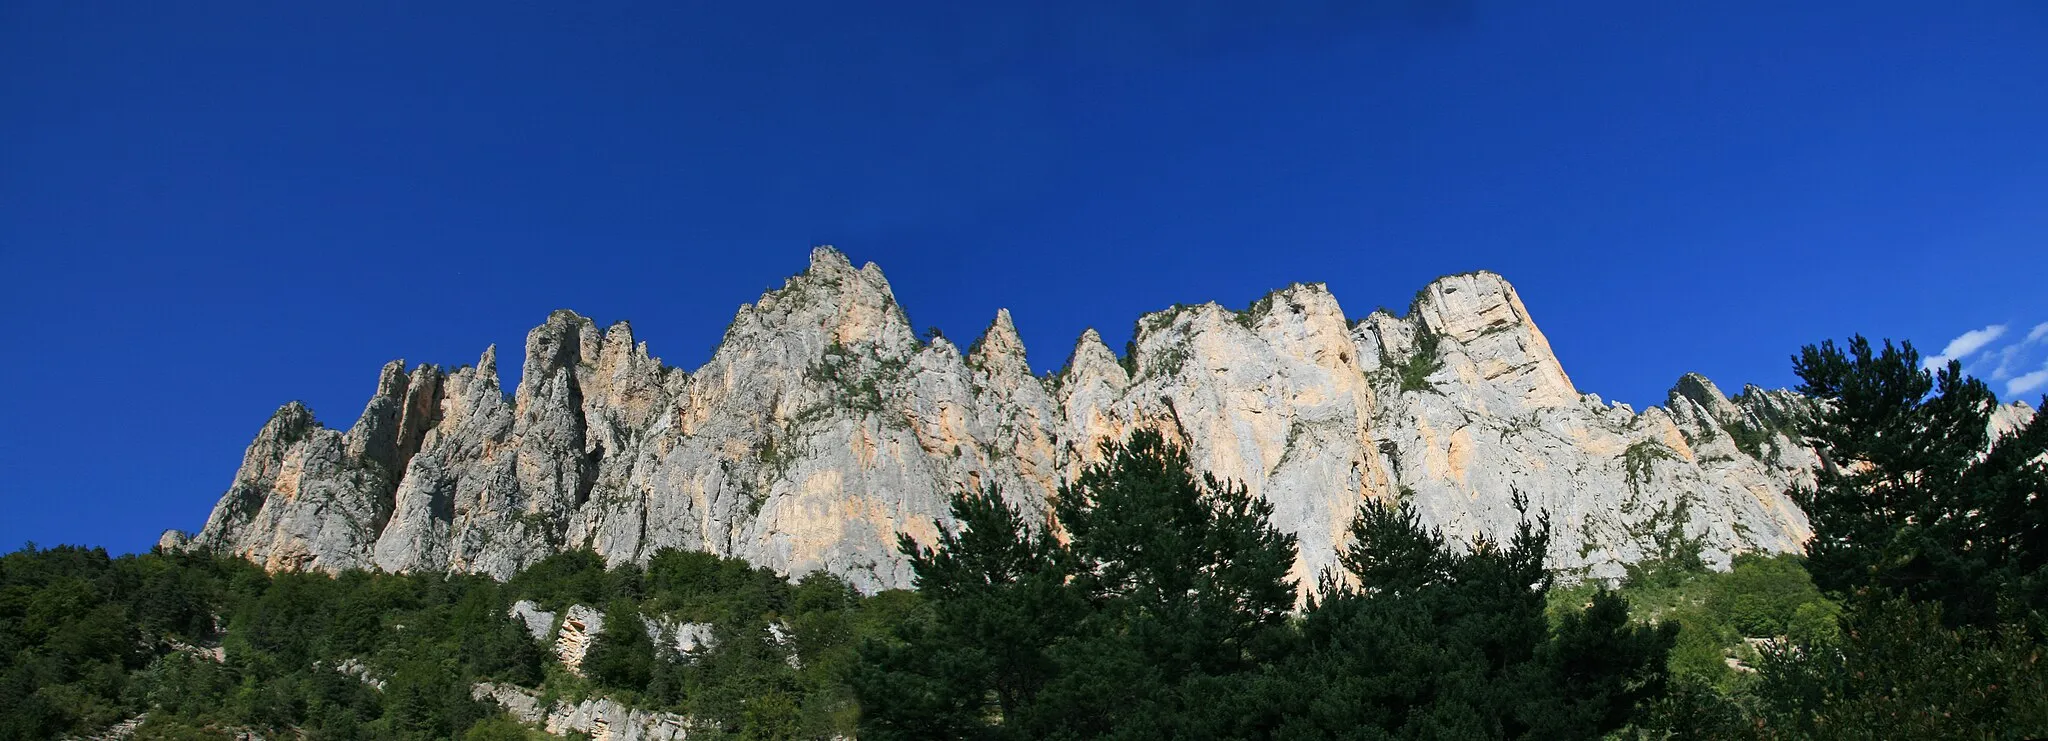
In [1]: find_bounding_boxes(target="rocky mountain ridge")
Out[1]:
[171,247,2013,591]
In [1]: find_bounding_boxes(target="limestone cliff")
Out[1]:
[178,248,1946,589]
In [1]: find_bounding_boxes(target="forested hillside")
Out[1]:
[5,336,2044,740]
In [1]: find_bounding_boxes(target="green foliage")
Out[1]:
[1721,420,1775,460]
[582,600,654,693]
[1233,286,1298,331]
[1792,335,2048,628]
[756,432,793,476]
[1749,594,2048,739]
[1392,328,1445,393]
[506,550,617,610]
[0,541,905,741]
[1588,332,2048,737]
[0,545,168,739]
[799,340,911,418]
[858,429,1300,739]
[1664,335,2048,739]
[1055,430,1299,654]
[855,487,1071,739]
[463,713,542,740]
[1145,339,1192,379]
[1785,600,1841,647]
[1549,550,1846,738]
[497,546,907,740]
[1039,430,1300,738]
[0,545,536,741]
[1623,440,1677,488]
[1279,498,1676,740]
[1620,497,1711,593]
[861,431,1675,740]
[1704,554,1827,638]
[1120,331,1194,381]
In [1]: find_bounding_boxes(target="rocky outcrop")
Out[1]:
[554,604,604,674]
[475,681,692,741]
[69,716,269,741]
[513,598,718,665]
[1991,401,2039,441]
[331,658,385,691]
[644,616,717,657]
[509,599,556,642]
[67,715,147,741]
[180,249,1874,589]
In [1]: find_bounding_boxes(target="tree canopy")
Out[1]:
[856,429,1674,740]
[1791,336,2048,628]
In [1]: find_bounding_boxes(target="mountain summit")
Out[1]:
[172,248,1830,591]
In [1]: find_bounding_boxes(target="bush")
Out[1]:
[461,714,534,741]
[1705,554,1828,639]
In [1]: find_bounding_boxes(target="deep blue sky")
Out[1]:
[4,2,2045,554]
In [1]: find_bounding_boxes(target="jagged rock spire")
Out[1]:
[969,308,1029,373]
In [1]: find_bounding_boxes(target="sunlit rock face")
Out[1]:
[181,248,1927,591]
[1354,274,1821,580]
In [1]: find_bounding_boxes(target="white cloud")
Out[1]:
[1987,344,2022,380]
[2029,321,2048,344]
[2009,367,2048,397]
[1941,324,2009,358]
[1925,324,2008,370]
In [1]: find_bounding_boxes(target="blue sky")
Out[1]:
[2,2,2044,554]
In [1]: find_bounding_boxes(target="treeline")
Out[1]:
[855,429,1671,739]
[0,541,911,739]
[3,335,2044,740]
[0,545,529,739]
[510,548,919,738]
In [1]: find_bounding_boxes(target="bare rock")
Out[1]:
[509,599,556,642]
[475,682,693,741]
[642,615,716,657]
[554,604,604,674]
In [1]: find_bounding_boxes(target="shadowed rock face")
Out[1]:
[186,248,2012,591]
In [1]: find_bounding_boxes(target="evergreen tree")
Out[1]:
[1792,336,2048,627]
[506,550,615,610]
[855,485,1077,740]
[1737,336,2048,738]
[1055,430,1300,671]
[857,429,1300,740]
[1534,591,1679,737]
[1277,498,1674,740]
[1032,429,1299,739]
[2,542,893,739]
[453,586,544,686]
[583,599,656,692]
[1751,594,2048,739]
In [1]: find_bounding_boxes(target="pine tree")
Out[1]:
[1791,336,2048,627]
[855,485,1076,740]
[1741,336,2048,737]
[582,599,654,691]
[1278,498,1673,740]
[1752,594,2048,739]
[856,429,1299,740]
[1030,429,1298,739]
